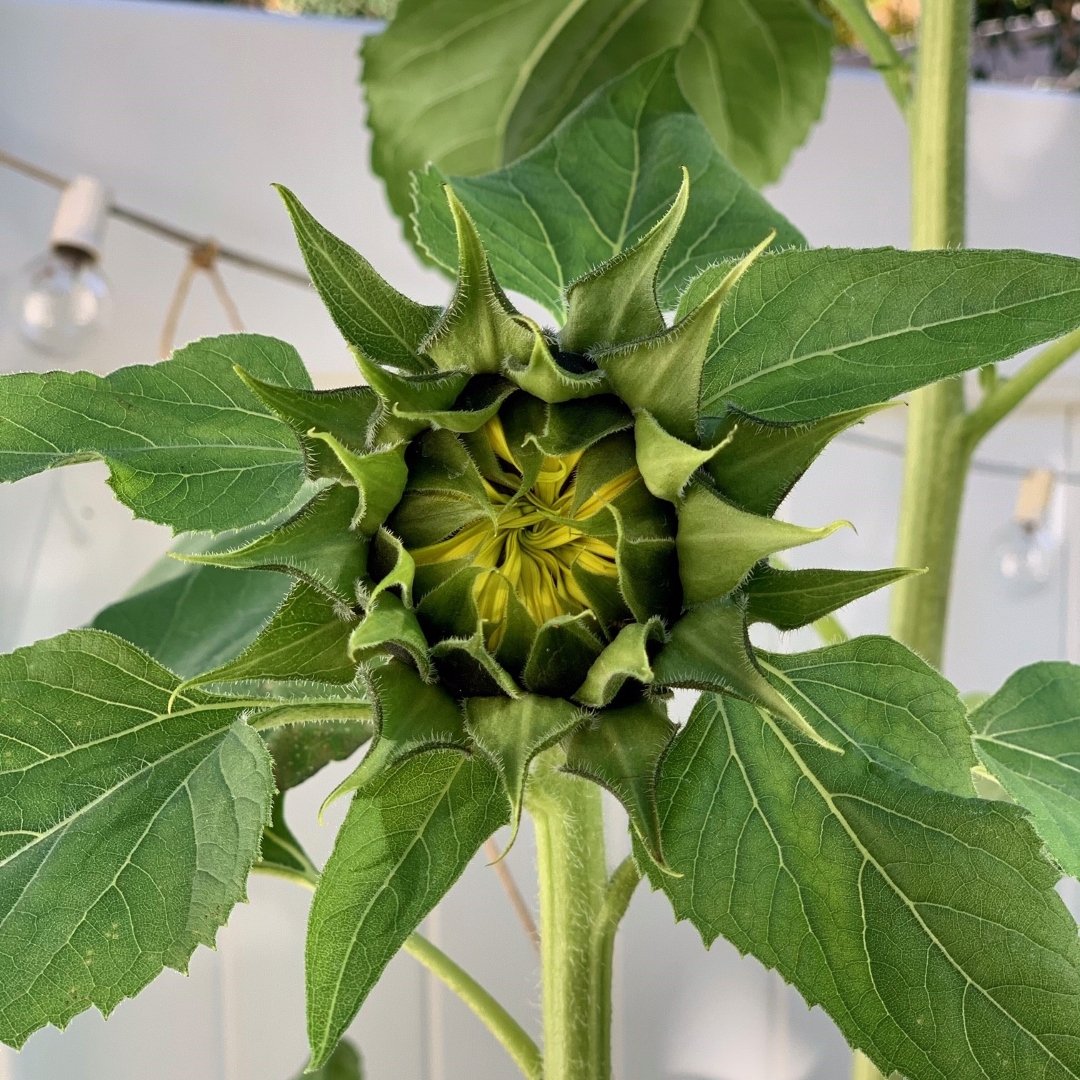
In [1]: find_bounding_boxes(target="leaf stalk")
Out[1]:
[825,0,913,112]
[963,326,1080,447]
[590,856,642,1079]
[403,933,543,1080]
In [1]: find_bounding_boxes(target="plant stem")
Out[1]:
[878,2,972,1077]
[246,700,373,732]
[888,0,972,669]
[964,326,1080,447]
[529,763,611,1080]
[890,380,970,664]
[826,0,913,112]
[403,934,543,1080]
[591,857,643,1079]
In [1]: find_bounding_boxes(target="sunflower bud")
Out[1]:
[215,176,912,868]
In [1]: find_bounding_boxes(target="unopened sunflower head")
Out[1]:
[205,174,906,867]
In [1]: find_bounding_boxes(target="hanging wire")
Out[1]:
[4,146,1079,487]
[840,430,1080,488]
[0,148,309,286]
[159,240,245,358]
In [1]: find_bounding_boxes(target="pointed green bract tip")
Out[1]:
[561,168,690,351]
[595,230,775,444]
[421,186,535,375]
[633,410,732,503]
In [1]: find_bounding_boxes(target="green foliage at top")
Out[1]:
[412,56,804,320]
[362,0,832,241]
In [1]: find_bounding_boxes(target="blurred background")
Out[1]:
[0,1,1078,1077]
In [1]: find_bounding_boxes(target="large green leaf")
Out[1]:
[672,0,832,185]
[89,544,370,892]
[649,644,1080,1080]
[971,662,1080,881]
[0,334,308,531]
[691,247,1080,422]
[757,637,977,794]
[92,564,290,679]
[412,54,803,320]
[364,0,830,232]
[306,748,507,1069]
[0,630,275,1047]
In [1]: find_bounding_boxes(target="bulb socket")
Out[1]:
[49,175,111,261]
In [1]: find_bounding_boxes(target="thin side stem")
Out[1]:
[274,853,541,1078]
[590,857,642,1079]
[964,326,1080,447]
[529,764,610,1080]
[403,934,543,1080]
[826,0,913,112]
[245,701,373,732]
[888,0,972,669]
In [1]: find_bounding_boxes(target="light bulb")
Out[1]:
[14,246,111,357]
[10,175,112,359]
[996,520,1060,595]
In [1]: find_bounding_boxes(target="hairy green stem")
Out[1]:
[890,380,970,664]
[591,857,643,1078]
[530,764,611,1080]
[403,933,543,1080]
[964,325,1080,447]
[246,701,373,732]
[889,0,972,669]
[826,0,913,111]
[877,0,973,1076]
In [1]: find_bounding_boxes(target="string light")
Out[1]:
[994,468,1061,594]
[1,149,308,286]
[11,175,113,357]
[840,431,1080,490]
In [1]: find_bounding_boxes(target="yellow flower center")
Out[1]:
[411,417,638,646]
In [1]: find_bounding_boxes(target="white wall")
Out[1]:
[0,3,1078,1079]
